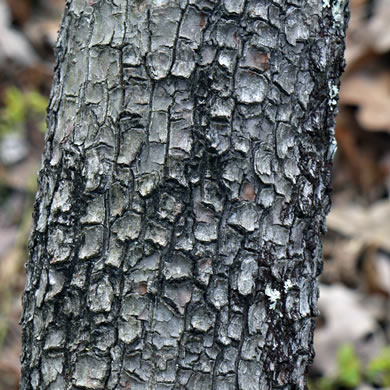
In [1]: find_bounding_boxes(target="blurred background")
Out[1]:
[0,0,389,389]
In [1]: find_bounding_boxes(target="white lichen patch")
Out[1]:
[328,82,339,108]
[284,279,294,292]
[327,137,338,160]
[330,84,339,97]
[332,0,346,25]
[265,285,281,310]
[323,0,346,28]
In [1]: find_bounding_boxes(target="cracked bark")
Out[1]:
[21,0,349,389]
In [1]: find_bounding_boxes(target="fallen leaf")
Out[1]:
[340,71,390,132]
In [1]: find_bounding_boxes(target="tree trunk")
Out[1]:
[21,1,348,389]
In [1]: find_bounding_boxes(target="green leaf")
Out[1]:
[307,377,334,390]
[336,343,362,388]
[0,87,48,136]
[366,346,390,386]
[0,87,26,131]
[25,90,48,115]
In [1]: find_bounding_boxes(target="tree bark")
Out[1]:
[21,0,348,389]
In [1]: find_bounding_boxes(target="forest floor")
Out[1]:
[0,1,389,389]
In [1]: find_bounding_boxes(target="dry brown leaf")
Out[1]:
[314,284,383,377]
[0,0,39,68]
[322,236,362,287]
[365,0,390,53]
[0,247,25,297]
[344,0,390,71]
[327,200,390,253]
[350,0,369,8]
[360,247,390,297]
[24,18,61,54]
[344,1,370,67]
[335,115,387,194]
[0,155,40,192]
[37,0,65,17]
[340,71,390,132]
[5,0,32,25]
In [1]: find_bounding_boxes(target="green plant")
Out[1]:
[307,377,334,390]
[0,86,48,136]
[366,346,390,387]
[336,343,362,387]
[309,343,390,390]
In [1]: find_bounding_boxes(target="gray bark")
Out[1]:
[21,0,348,389]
